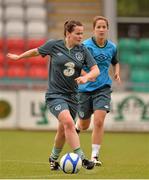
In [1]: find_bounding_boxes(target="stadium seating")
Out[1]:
[0,52,5,65]
[6,41,26,67]
[7,57,26,68]
[27,56,48,80]
[26,38,46,49]
[24,0,46,7]
[0,2,48,82]
[26,7,47,21]
[118,38,138,53]
[0,21,3,37]
[26,21,47,38]
[130,69,149,92]
[0,0,48,81]
[138,39,149,53]
[0,6,3,20]
[0,38,4,51]
[4,6,24,21]
[0,67,5,78]
[5,38,25,52]
[27,56,48,67]
[128,54,142,67]
[7,66,27,78]
[5,21,25,37]
[120,52,149,68]
[141,53,149,67]
[119,37,149,92]
[28,66,48,80]
[119,51,135,64]
[3,0,24,6]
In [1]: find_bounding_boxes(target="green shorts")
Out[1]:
[78,85,112,119]
[46,93,78,120]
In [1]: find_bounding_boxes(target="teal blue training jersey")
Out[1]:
[38,39,97,96]
[78,37,118,92]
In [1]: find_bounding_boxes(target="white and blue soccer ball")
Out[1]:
[60,153,82,174]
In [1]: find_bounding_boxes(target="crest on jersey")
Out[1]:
[75,52,83,61]
[55,104,61,111]
[78,111,85,118]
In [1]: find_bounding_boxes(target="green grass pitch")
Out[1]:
[0,130,149,179]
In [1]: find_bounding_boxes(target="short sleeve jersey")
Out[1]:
[78,37,118,92]
[38,39,97,95]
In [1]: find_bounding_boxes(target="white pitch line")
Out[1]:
[3,175,59,179]
[3,174,81,179]
[2,159,48,164]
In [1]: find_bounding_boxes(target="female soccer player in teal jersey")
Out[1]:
[7,20,100,170]
[76,16,121,166]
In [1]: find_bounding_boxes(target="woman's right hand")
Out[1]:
[7,53,20,60]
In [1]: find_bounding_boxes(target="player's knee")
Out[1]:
[63,120,74,130]
[94,119,104,128]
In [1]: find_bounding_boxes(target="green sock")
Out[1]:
[50,147,62,160]
[73,147,85,160]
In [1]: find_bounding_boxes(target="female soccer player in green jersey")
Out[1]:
[7,20,100,170]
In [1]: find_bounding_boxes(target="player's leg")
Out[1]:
[91,110,106,166]
[58,109,94,170]
[46,98,67,170]
[48,97,94,170]
[76,92,92,132]
[91,86,112,166]
[49,122,65,170]
[58,109,81,149]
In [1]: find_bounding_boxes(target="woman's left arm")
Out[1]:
[75,65,100,84]
[112,63,121,83]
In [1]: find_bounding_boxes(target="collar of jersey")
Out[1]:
[63,40,75,50]
[92,36,108,48]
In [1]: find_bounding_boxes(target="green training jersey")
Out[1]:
[38,39,96,95]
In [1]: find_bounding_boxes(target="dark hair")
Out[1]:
[93,16,109,29]
[64,20,83,37]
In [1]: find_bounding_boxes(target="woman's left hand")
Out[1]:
[75,76,88,84]
[114,73,121,83]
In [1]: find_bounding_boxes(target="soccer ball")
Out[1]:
[60,153,82,174]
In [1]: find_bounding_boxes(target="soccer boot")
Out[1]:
[75,128,80,134]
[49,157,60,171]
[91,157,102,166]
[82,159,95,170]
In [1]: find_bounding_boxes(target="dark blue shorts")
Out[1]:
[46,94,78,121]
[78,85,112,119]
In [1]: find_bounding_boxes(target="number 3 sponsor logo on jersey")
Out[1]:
[63,62,75,77]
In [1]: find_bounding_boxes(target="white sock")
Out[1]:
[75,121,80,130]
[91,144,101,158]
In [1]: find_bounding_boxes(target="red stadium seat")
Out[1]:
[27,38,46,49]
[5,38,25,51]
[27,56,48,67]
[0,67,5,78]
[0,52,5,65]
[28,66,48,80]
[7,58,26,67]
[7,51,26,67]
[7,66,27,78]
[0,38,4,51]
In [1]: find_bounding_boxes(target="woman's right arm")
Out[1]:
[7,48,40,60]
